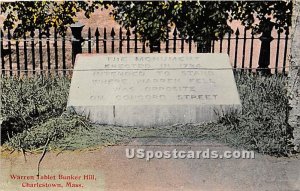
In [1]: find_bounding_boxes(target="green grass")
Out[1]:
[218,73,293,155]
[1,73,294,156]
[1,76,70,144]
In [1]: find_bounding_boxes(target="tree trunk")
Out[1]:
[289,0,300,151]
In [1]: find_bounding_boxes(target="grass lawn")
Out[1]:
[0,73,294,156]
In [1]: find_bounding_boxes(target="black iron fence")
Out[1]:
[0,26,290,76]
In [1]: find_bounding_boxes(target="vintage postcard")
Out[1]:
[1,1,299,191]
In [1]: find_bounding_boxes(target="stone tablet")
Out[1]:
[67,53,241,127]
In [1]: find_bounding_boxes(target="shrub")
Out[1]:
[1,76,70,143]
[216,73,293,156]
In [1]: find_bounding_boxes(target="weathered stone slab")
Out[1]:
[67,53,241,127]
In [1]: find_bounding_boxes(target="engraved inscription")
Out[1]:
[136,78,181,84]
[93,71,146,76]
[89,66,219,104]
[145,86,196,92]
[178,95,218,101]
[116,94,166,101]
[135,56,201,63]
[68,54,240,106]
[90,96,104,100]
[181,71,215,76]
[92,79,128,85]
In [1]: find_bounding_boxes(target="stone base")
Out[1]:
[68,105,241,127]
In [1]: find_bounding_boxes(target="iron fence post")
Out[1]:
[70,22,85,65]
[257,23,274,75]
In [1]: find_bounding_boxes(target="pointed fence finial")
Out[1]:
[95,28,100,37]
[88,27,91,37]
[111,28,115,37]
[235,28,240,36]
[126,28,131,36]
[173,27,177,36]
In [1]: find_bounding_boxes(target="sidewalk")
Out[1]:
[1,138,300,191]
